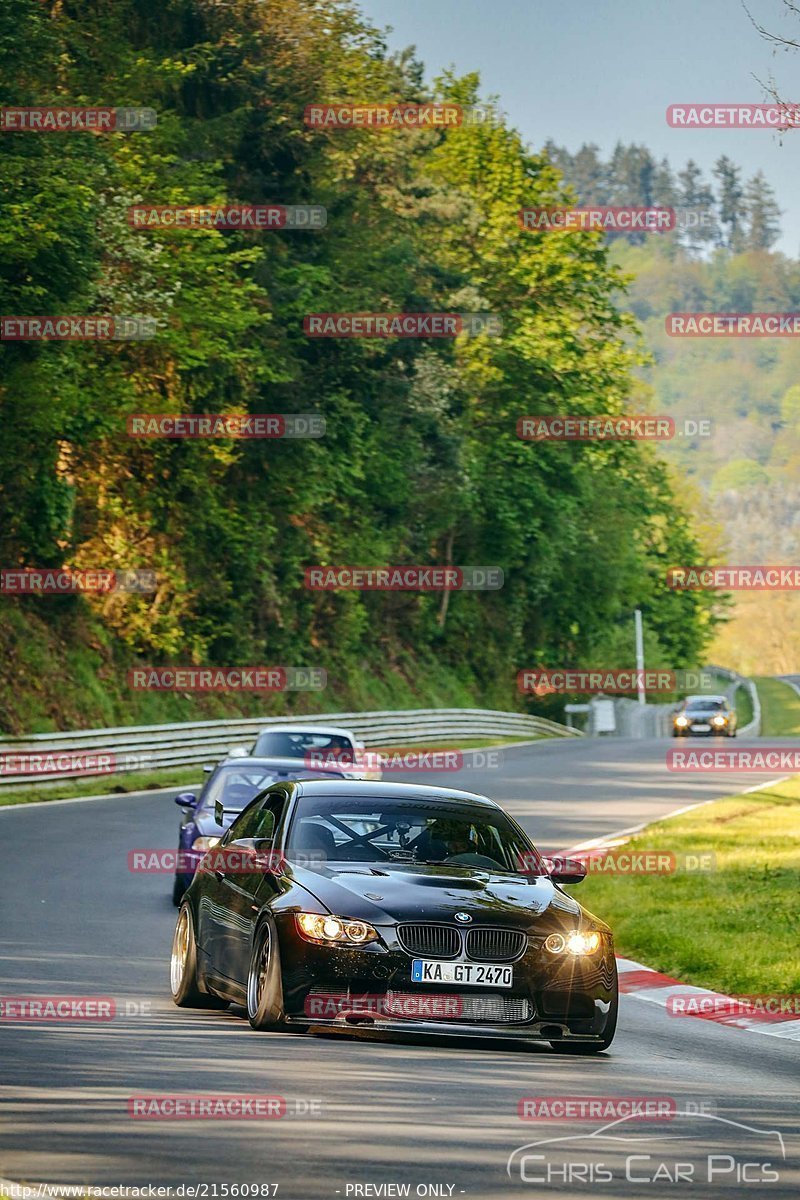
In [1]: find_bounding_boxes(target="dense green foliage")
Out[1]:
[0,0,716,732]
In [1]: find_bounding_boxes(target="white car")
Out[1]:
[242,725,381,779]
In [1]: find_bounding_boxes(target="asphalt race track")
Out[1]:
[1,736,799,1197]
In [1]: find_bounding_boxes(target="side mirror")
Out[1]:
[202,764,215,775]
[227,745,249,758]
[215,800,243,826]
[543,856,587,885]
[222,838,282,874]
[174,792,197,808]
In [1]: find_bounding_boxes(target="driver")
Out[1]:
[425,817,477,860]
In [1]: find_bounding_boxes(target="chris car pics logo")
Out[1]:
[507,1112,785,1186]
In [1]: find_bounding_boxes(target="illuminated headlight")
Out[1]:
[191,836,220,852]
[674,716,688,727]
[712,715,727,726]
[296,913,378,946]
[545,930,601,955]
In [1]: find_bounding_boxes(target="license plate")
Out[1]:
[411,959,512,987]
[692,723,710,732]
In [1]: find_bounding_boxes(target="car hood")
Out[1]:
[289,861,584,928]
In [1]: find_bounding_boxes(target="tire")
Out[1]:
[549,991,618,1055]
[172,875,185,907]
[246,920,286,1031]
[170,904,229,1009]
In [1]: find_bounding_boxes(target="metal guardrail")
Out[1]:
[705,664,761,737]
[0,707,580,788]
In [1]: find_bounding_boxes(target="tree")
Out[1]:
[677,159,715,253]
[713,156,746,250]
[742,171,782,250]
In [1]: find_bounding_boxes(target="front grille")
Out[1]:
[385,990,532,1024]
[466,927,527,962]
[397,923,460,959]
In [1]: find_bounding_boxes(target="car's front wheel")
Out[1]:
[170,905,228,1009]
[549,992,618,1055]
[247,921,287,1031]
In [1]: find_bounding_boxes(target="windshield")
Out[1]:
[200,765,340,815]
[252,731,355,759]
[285,796,543,874]
[686,700,727,713]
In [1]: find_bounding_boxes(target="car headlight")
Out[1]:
[296,912,378,946]
[674,715,688,727]
[712,715,727,725]
[191,836,221,852]
[545,930,601,955]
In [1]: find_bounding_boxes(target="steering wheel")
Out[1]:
[443,852,503,869]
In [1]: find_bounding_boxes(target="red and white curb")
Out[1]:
[616,956,800,1041]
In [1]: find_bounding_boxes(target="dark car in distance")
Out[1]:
[171,757,345,905]
[672,694,737,738]
[170,780,618,1053]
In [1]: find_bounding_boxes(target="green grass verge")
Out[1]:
[0,765,205,806]
[753,676,800,736]
[575,776,800,994]
[0,735,538,807]
[733,680,754,728]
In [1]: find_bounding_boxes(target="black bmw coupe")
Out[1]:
[170,780,618,1053]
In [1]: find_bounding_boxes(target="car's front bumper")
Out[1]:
[673,727,733,737]
[276,917,617,1041]
[290,1012,611,1042]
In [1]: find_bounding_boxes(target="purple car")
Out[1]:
[171,756,345,904]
